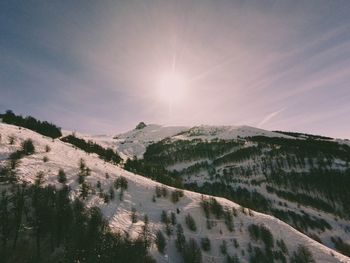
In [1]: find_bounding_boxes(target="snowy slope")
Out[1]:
[113,124,188,159]
[112,124,293,159]
[119,125,350,252]
[1,122,349,263]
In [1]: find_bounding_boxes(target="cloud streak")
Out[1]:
[257,108,286,128]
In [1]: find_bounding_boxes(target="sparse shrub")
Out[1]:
[210,198,224,218]
[79,158,86,170]
[226,254,240,263]
[161,186,168,197]
[260,225,274,248]
[155,230,166,254]
[9,151,22,170]
[8,135,15,145]
[155,186,162,198]
[276,239,288,255]
[165,223,173,236]
[232,207,237,217]
[57,169,67,184]
[331,236,350,257]
[109,186,115,200]
[224,209,234,231]
[35,171,45,186]
[248,224,274,248]
[80,181,90,199]
[77,159,91,184]
[141,215,151,248]
[201,198,210,219]
[233,238,239,248]
[201,237,211,251]
[103,193,110,203]
[175,224,186,252]
[131,207,138,223]
[0,165,11,181]
[200,197,224,219]
[43,156,49,163]
[171,212,177,225]
[171,190,184,203]
[45,145,51,152]
[220,240,227,255]
[114,176,128,200]
[290,245,315,263]
[161,210,169,224]
[183,238,202,263]
[78,174,84,184]
[206,219,212,230]
[119,190,124,201]
[21,139,35,155]
[185,213,197,232]
[114,176,128,190]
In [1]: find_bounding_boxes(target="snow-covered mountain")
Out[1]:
[112,123,350,258]
[110,124,294,159]
[1,121,350,263]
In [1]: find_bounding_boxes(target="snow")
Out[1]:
[1,122,349,263]
[113,124,188,159]
[110,124,294,159]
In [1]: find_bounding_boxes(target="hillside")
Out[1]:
[115,124,350,258]
[1,122,350,262]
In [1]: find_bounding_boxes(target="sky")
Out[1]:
[1,0,350,138]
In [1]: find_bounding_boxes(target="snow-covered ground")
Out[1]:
[1,122,349,263]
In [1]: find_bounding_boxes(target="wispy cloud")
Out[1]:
[258,108,286,128]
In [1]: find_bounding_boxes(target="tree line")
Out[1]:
[1,110,62,139]
[61,135,122,164]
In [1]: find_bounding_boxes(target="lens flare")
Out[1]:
[157,72,187,105]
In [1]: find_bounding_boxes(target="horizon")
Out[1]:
[1,1,350,138]
[2,109,349,140]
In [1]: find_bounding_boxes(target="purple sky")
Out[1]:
[1,1,350,138]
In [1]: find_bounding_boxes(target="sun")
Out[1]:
[156,71,187,105]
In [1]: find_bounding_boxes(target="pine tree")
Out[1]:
[109,186,115,200]
[12,185,25,248]
[220,240,227,255]
[80,182,90,200]
[185,213,197,231]
[131,207,138,223]
[175,224,186,252]
[0,190,10,247]
[171,212,177,225]
[201,237,211,251]
[155,230,166,254]
[291,245,315,263]
[140,215,151,248]
[57,169,67,184]
[56,185,73,246]
[183,238,202,263]
[21,139,35,155]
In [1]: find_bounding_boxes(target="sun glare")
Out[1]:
[157,72,187,105]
